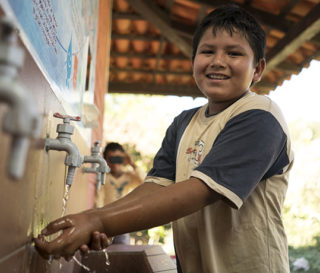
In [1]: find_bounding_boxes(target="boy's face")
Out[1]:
[192,27,265,114]
[105,149,125,175]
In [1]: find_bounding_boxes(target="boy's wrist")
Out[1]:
[86,208,108,234]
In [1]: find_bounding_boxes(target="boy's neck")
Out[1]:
[110,171,124,178]
[207,91,249,116]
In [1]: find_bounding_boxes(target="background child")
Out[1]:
[95,142,143,244]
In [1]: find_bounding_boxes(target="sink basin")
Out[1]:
[77,244,177,273]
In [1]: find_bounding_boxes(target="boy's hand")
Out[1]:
[124,152,136,169]
[79,231,113,256]
[34,212,104,261]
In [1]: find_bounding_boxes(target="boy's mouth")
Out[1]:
[206,73,230,80]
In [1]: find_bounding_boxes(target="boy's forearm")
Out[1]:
[93,178,220,237]
[104,182,163,209]
[86,182,161,215]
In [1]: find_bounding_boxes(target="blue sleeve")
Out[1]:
[195,109,290,202]
[147,107,200,181]
[147,117,178,181]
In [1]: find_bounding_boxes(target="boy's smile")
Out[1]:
[192,28,265,115]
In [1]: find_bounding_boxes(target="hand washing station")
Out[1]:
[75,245,177,273]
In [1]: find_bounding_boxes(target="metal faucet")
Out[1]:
[0,17,41,180]
[83,163,102,190]
[45,113,82,186]
[82,141,110,190]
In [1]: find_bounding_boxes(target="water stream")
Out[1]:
[58,182,110,272]
[61,184,71,217]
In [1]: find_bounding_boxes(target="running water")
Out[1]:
[73,256,91,271]
[103,249,110,266]
[60,184,92,271]
[46,185,70,267]
[61,184,71,217]
[60,183,110,272]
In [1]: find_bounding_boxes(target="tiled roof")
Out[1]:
[108,0,320,97]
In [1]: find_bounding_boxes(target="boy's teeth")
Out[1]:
[207,74,228,79]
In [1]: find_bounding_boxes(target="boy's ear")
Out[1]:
[253,58,266,83]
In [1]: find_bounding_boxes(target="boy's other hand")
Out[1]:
[79,231,113,256]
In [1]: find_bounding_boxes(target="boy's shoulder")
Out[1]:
[230,91,282,116]
[173,105,203,125]
[178,105,203,117]
[226,91,288,130]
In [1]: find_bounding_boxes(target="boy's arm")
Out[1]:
[102,181,163,209]
[98,177,219,236]
[34,178,220,259]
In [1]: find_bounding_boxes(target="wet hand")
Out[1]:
[79,231,113,256]
[34,212,103,261]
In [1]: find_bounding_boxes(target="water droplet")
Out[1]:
[47,255,53,264]
[73,256,91,271]
[102,249,110,266]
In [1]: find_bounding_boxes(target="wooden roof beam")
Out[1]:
[254,81,278,93]
[125,0,193,58]
[108,82,203,97]
[265,3,320,73]
[189,0,291,32]
[110,67,192,76]
[275,62,301,75]
[112,33,161,41]
[112,13,195,40]
[310,32,320,45]
[112,12,141,20]
[110,51,188,60]
[279,0,300,17]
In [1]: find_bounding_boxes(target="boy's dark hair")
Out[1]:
[192,4,266,64]
[103,142,125,159]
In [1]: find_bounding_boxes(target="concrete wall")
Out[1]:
[0,0,112,272]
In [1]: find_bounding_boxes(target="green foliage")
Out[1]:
[285,120,320,272]
[289,236,320,273]
[122,142,154,173]
[130,229,149,245]
[147,224,172,245]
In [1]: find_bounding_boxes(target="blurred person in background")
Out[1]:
[95,142,144,244]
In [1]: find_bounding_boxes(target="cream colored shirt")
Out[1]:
[145,92,293,273]
[96,168,143,207]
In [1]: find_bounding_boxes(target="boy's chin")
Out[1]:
[206,90,248,101]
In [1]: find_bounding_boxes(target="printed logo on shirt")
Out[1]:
[186,140,205,167]
[110,180,129,198]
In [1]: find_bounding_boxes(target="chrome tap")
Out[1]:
[45,113,82,186]
[0,17,41,180]
[83,163,102,190]
[82,141,109,190]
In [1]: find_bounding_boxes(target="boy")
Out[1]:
[35,4,293,272]
[95,142,143,244]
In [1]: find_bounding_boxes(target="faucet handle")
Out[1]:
[53,112,81,123]
[94,140,100,147]
[53,112,80,136]
[91,140,101,155]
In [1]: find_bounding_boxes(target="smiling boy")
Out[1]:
[35,5,293,273]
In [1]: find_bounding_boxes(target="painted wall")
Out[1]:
[0,0,112,272]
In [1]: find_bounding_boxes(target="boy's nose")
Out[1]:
[209,53,226,68]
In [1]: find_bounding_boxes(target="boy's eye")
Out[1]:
[200,50,214,54]
[228,51,242,57]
